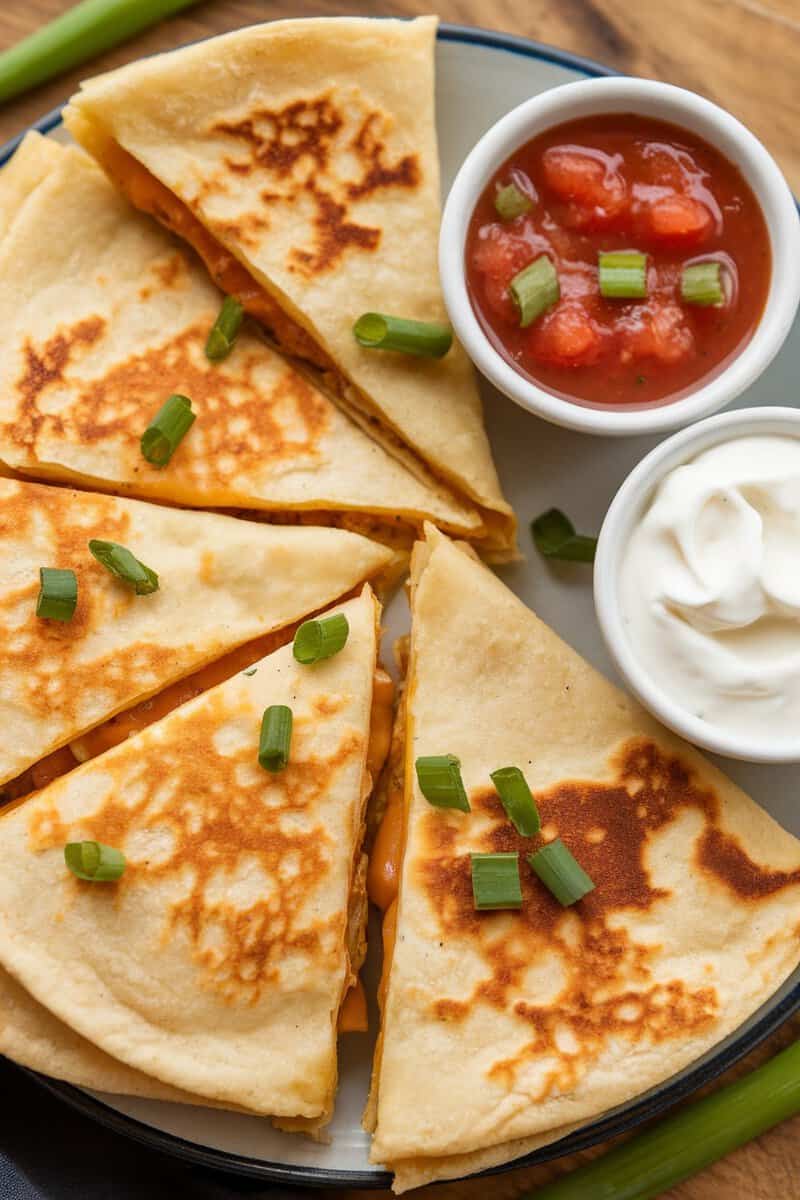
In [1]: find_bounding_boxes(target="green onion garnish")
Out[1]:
[530,1037,800,1200]
[598,251,648,299]
[64,840,126,883]
[415,755,470,812]
[205,296,245,361]
[681,260,724,306]
[243,667,257,677]
[531,508,597,564]
[36,567,77,622]
[494,182,532,221]
[88,540,159,595]
[471,852,523,910]
[528,838,594,906]
[509,255,560,328]
[140,393,195,468]
[490,766,541,836]
[258,705,293,773]
[353,313,453,359]
[293,613,349,665]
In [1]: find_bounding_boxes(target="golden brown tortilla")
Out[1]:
[63,16,517,560]
[367,528,800,1190]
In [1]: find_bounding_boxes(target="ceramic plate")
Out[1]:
[3,22,799,1189]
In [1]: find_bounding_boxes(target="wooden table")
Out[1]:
[0,3,798,1198]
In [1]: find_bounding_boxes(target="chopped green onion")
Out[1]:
[353,313,452,358]
[509,255,560,328]
[415,755,470,812]
[258,705,293,773]
[598,251,648,299]
[682,260,724,306]
[0,0,202,107]
[293,613,349,665]
[490,766,541,836]
[528,838,594,906]
[531,508,597,564]
[471,852,522,910]
[88,540,159,595]
[527,1037,800,1200]
[140,393,195,468]
[205,296,245,360]
[494,182,532,221]
[64,840,126,883]
[36,568,77,622]
[242,667,258,677]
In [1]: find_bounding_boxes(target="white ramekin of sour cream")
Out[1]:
[595,407,800,763]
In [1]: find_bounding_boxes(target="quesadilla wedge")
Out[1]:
[62,16,517,561]
[366,527,800,1191]
[0,588,386,1124]
[0,132,482,553]
[0,476,393,803]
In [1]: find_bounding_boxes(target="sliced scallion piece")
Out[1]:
[528,838,594,906]
[490,766,541,836]
[598,251,648,299]
[353,313,453,359]
[205,296,245,361]
[88,540,159,595]
[494,182,532,221]
[36,567,77,622]
[471,852,522,910]
[293,613,349,665]
[415,755,470,812]
[64,840,126,883]
[258,705,293,773]
[681,260,724,306]
[140,393,195,468]
[531,508,597,564]
[509,255,559,328]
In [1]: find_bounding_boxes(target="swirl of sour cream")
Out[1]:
[619,435,800,742]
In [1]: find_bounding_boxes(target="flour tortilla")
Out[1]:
[0,132,480,549]
[63,16,516,560]
[0,589,378,1121]
[0,476,391,789]
[368,527,800,1191]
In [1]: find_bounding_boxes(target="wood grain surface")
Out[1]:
[0,3,798,1198]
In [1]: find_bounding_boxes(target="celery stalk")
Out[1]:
[0,0,201,105]
[529,1039,800,1200]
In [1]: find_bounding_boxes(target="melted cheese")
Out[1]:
[367,782,404,911]
[338,977,368,1033]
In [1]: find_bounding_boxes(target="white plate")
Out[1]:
[6,23,800,1189]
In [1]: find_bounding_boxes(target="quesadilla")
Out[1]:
[0,132,482,553]
[366,527,800,1191]
[62,16,517,561]
[0,475,393,802]
[0,588,387,1123]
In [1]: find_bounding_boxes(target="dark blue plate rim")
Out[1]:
[3,19,799,1190]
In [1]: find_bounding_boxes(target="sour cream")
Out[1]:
[620,435,800,743]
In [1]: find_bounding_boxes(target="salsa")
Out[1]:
[466,114,771,408]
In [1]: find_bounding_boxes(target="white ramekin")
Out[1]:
[440,77,800,437]
[594,406,800,763]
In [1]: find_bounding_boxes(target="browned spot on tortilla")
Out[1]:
[28,689,363,1004]
[3,317,332,483]
[209,91,420,276]
[151,252,187,290]
[417,739,800,1101]
[17,316,105,411]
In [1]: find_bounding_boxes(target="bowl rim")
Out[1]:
[439,76,800,437]
[594,405,800,762]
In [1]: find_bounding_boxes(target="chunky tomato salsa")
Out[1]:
[466,114,771,408]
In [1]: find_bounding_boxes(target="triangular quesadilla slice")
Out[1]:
[63,16,517,561]
[0,132,481,553]
[0,476,392,802]
[367,527,800,1191]
[0,588,385,1124]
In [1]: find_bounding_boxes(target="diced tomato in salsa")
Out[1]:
[465,113,770,408]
